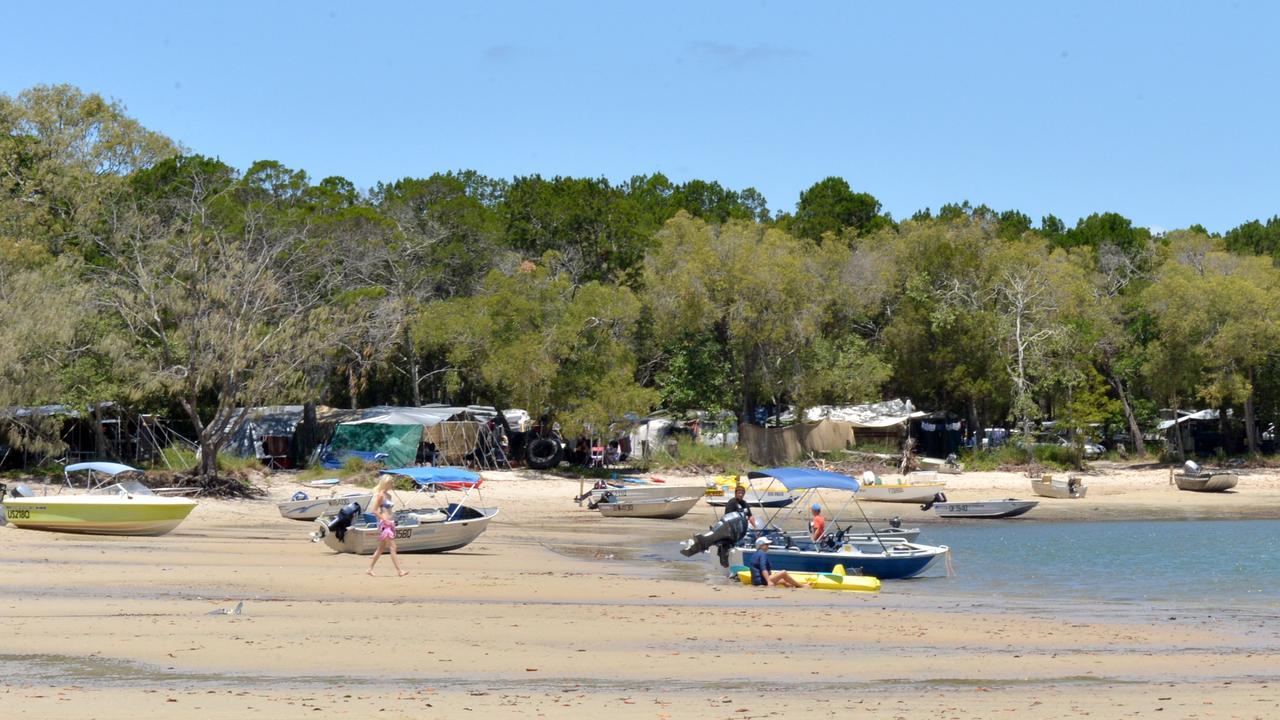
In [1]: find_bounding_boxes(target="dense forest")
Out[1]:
[4,85,1280,478]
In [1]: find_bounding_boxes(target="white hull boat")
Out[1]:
[597,495,701,519]
[858,481,948,503]
[1174,472,1238,492]
[587,484,706,504]
[315,504,498,554]
[278,491,375,521]
[1030,475,1087,499]
[933,498,1038,518]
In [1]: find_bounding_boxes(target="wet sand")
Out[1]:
[3,466,1280,718]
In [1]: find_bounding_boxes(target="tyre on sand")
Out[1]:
[526,437,564,470]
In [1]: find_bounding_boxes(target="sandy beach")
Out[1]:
[4,465,1280,719]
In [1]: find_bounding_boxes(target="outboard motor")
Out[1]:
[919,492,948,512]
[1183,460,1201,477]
[680,511,749,567]
[324,501,364,542]
[291,491,309,501]
[8,484,34,498]
[889,515,902,529]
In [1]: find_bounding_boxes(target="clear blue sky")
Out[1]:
[4,1,1277,233]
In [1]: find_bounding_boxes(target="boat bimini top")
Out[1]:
[64,462,144,490]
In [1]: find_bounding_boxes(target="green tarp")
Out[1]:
[329,423,421,468]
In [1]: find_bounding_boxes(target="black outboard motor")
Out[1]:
[8,484,34,498]
[919,492,948,512]
[325,501,364,542]
[889,515,902,529]
[680,511,749,567]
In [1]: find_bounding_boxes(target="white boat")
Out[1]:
[1,481,197,536]
[919,456,964,474]
[933,498,1038,518]
[585,483,707,505]
[1174,472,1238,492]
[1030,474,1087,499]
[312,467,497,554]
[597,495,701,519]
[858,471,949,503]
[277,490,374,521]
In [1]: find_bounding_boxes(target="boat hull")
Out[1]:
[2,495,197,536]
[727,544,947,580]
[589,485,706,503]
[706,493,797,509]
[277,493,373,521]
[598,496,700,519]
[316,505,497,554]
[934,499,1038,518]
[857,482,948,503]
[1174,473,1238,492]
[1030,478,1087,499]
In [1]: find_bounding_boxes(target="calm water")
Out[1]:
[910,519,1280,607]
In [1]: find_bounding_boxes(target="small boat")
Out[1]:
[1030,474,1087,499]
[857,474,949,503]
[597,495,701,519]
[1172,461,1238,493]
[932,498,1038,518]
[703,475,799,509]
[312,467,497,554]
[278,490,374,521]
[1174,472,1238,492]
[584,483,707,505]
[919,455,964,474]
[1,481,197,536]
[704,468,950,580]
[734,563,881,593]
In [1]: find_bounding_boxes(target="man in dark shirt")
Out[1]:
[748,536,801,587]
[722,484,754,522]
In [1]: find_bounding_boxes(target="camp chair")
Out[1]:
[589,446,606,468]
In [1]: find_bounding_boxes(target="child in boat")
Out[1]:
[809,503,826,542]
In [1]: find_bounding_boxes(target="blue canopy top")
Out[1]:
[65,462,142,476]
[383,466,481,485]
[746,467,860,492]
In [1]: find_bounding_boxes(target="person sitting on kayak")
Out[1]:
[748,536,801,587]
[809,503,826,542]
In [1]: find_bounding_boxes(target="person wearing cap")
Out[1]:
[809,503,826,542]
[748,535,801,587]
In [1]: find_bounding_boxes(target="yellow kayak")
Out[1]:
[735,564,881,593]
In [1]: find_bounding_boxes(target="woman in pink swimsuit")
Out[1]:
[367,476,408,577]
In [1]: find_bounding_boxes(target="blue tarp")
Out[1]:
[746,467,861,492]
[384,466,481,485]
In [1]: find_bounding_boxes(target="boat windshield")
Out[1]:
[90,481,155,496]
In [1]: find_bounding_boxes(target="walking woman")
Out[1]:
[367,476,408,577]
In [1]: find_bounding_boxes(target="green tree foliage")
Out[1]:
[416,257,658,435]
[789,176,881,241]
[1223,216,1280,257]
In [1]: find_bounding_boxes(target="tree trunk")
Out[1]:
[1245,368,1260,455]
[1108,372,1146,456]
[198,438,218,478]
[89,402,118,461]
[347,365,360,410]
[406,329,422,407]
[968,400,984,454]
[294,401,320,467]
[1218,402,1232,455]
[1172,403,1186,462]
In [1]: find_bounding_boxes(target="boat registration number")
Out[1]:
[395,528,412,540]
[6,509,30,519]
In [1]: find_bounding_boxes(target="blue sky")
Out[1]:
[4,1,1277,233]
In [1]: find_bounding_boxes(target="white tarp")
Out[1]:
[1156,409,1221,431]
[804,399,927,428]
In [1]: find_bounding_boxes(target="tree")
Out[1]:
[416,257,657,435]
[790,176,881,241]
[94,158,326,485]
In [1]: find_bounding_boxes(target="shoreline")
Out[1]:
[3,467,1280,718]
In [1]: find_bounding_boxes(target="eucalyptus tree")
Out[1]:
[415,256,657,435]
[644,212,861,423]
[1141,231,1280,456]
[93,156,328,485]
